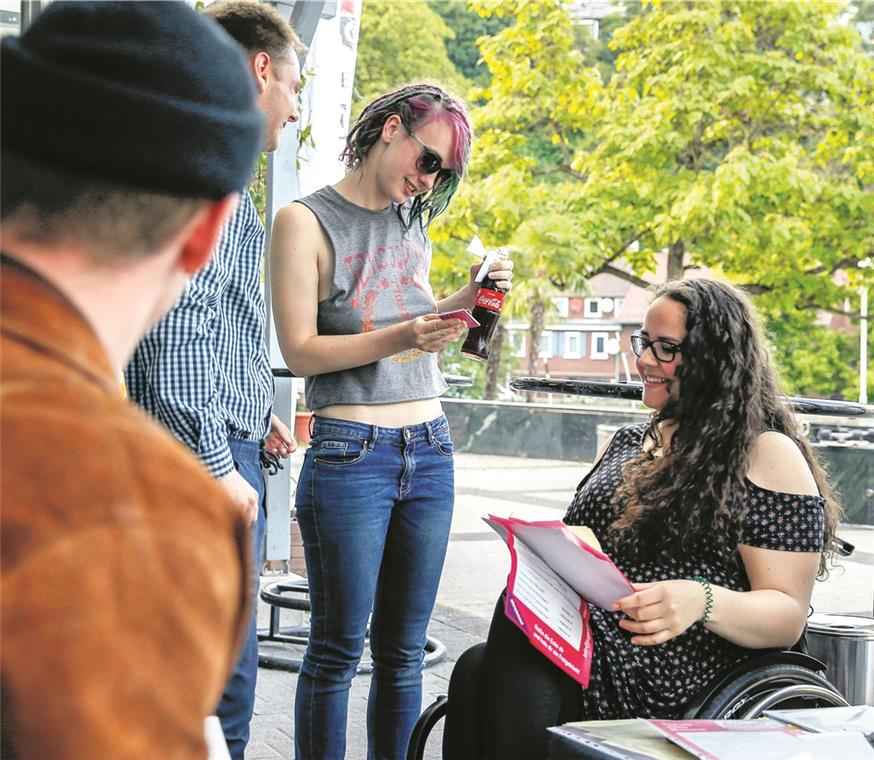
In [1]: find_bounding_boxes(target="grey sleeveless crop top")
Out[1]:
[295,185,448,411]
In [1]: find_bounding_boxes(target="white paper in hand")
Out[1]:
[484,516,634,609]
[467,235,487,258]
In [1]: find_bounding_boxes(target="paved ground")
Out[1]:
[247,451,874,759]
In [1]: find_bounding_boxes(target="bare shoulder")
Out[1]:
[271,201,322,247]
[269,202,330,289]
[747,431,819,496]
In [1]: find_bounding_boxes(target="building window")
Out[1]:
[539,331,553,358]
[584,298,601,318]
[591,331,609,360]
[564,332,582,359]
[577,18,599,40]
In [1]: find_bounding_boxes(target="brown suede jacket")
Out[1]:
[1,255,251,759]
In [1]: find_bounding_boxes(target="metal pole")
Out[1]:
[860,286,868,405]
[261,0,326,565]
[262,0,362,564]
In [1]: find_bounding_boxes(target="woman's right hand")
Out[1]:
[406,314,465,353]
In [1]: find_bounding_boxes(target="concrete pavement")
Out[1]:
[247,450,874,759]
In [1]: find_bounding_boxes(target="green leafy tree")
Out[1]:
[850,0,874,52]
[431,0,608,388]
[573,1,644,83]
[354,0,470,108]
[435,0,874,399]
[768,317,858,399]
[427,0,513,84]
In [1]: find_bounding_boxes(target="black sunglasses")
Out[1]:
[630,331,683,363]
[406,127,454,183]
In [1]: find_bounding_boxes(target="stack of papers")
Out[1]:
[550,713,874,760]
[764,705,874,735]
[646,717,874,760]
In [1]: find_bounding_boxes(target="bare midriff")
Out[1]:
[315,397,444,428]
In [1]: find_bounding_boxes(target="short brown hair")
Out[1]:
[204,1,306,64]
[1,160,205,260]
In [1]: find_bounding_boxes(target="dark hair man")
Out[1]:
[0,2,265,758]
[124,2,306,756]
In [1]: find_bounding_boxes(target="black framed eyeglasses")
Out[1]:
[406,126,454,183]
[630,331,683,363]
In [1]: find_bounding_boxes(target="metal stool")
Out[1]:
[257,579,447,673]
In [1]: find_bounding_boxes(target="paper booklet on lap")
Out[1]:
[484,514,634,687]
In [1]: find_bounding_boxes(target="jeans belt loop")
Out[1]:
[368,424,378,451]
[424,420,436,445]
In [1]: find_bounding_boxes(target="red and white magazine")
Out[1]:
[484,515,634,687]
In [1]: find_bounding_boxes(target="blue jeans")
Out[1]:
[294,415,455,760]
[216,438,265,760]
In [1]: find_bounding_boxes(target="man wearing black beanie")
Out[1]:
[0,2,266,759]
[124,3,307,757]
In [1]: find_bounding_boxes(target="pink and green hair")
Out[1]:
[341,83,472,229]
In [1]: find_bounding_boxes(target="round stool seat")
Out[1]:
[260,579,311,611]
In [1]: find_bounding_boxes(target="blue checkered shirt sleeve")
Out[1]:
[125,194,273,478]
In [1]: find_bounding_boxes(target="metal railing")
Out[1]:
[508,378,874,418]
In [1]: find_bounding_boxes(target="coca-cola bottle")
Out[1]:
[461,251,508,362]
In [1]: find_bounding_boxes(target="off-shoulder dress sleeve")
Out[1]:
[741,479,825,552]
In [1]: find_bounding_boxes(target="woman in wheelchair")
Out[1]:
[445,278,842,759]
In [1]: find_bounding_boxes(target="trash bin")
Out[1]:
[807,613,874,706]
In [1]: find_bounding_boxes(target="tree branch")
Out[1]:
[603,231,647,265]
[591,263,655,290]
[805,257,864,277]
[738,283,772,295]
[747,82,793,145]
[531,166,587,181]
[734,253,869,297]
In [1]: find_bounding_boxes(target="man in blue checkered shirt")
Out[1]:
[125,3,303,757]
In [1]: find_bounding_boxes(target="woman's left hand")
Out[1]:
[468,257,514,292]
[489,257,514,291]
[612,580,707,646]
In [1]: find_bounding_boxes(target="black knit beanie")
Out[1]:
[1,1,266,200]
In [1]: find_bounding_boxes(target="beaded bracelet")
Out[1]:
[690,576,713,624]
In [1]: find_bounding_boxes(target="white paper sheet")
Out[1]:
[512,540,584,644]
[796,731,874,759]
[485,518,633,609]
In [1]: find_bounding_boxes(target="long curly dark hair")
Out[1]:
[610,279,840,577]
[340,83,472,230]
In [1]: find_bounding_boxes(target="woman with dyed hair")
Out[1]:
[269,83,512,760]
[444,278,840,759]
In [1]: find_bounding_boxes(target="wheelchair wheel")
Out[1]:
[695,663,849,720]
[406,695,447,760]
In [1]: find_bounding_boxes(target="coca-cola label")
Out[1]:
[475,288,505,313]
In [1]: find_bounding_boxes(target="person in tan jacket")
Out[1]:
[0,2,266,757]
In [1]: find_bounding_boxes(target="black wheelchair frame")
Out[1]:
[406,643,849,760]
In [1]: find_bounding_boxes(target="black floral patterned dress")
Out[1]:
[563,424,825,719]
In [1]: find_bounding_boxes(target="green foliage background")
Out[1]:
[347,0,874,401]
